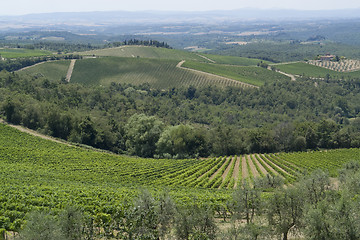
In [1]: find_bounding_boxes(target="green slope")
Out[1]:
[18,60,70,81]
[275,62,360,79]
[70,57,248,88]
[201,54,271,66]
[80,45,207,61]
[182,61,291,86]
[0,48,52,58]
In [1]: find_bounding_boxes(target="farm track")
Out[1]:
[232,157,241,188]
[241,156,249,180]
[221,157,235,180]
[196,54,216,63]
[247,155,260,178]
[177,60,259,89]
[66,59,76,82]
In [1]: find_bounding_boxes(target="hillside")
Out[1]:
[79,45,208,61]
[274,62,360,79]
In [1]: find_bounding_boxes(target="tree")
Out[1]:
[125,114,163,157]
[267,187,304,240]
[18,211,64,240]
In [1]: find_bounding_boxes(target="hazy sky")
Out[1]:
[2,0,360,15]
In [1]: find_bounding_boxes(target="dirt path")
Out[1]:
[251,154,268,176]
[0,119,73,147]
[176,60,259,89]
[241,156,249,180]
[247,155,260,178]
[65,59,76,82]
[17,61,55,72]
[277,70,296,81]
[196,54,216,63]
[221,156,234,180]
[209,157,230,181]
[232,156,241,188]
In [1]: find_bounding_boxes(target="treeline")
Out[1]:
[109,39,172,49]
[0,54,82,72]
[0,71,359,158]
[4,163,360,240]
[0,42,101,53]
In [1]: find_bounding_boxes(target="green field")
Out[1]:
[70,57,250,88]
[201,54,271,66]
[182,61,291,86]
[1,123,360,235]
[80,46,208,62]
[18,60,70,81]
[275,62,360,79]
[0,48,52,58]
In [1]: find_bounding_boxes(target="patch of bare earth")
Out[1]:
[209,157,230,181]
[251,154,268,176]
[255,154,279,177]
[65,59,76,82]
[242,156,249,180]
[0,119,73,147]
[221,156,235,180]
[232,156,241,188]
[260,154,292,177]
[247,155,260,178]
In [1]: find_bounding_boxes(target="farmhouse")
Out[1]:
[320,54,335,61]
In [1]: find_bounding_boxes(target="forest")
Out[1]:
[1,70,359,158]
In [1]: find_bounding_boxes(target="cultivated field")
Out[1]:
[182,61,291,86]
[70,57,251,88]
[308,59,360,72]
[0,48,52,58]
[79,45,207,62]
[275,62,360,79]
[18,60,70,81]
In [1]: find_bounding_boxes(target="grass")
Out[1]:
[201,53,271,66]
[70,57,248,88]
[182,61,291,86]
[18,60,70,81]
[0,48,52,58]
[79,46,207,62]
[275,62,360,79]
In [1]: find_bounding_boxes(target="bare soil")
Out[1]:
[209,157,230,181]
[251,154,268,175]
[232,156,241,188]
[247,155,260,178]
[241,156,249,180]
[254,154,279,176]
[66,59,76,82]
[260,154,291,176]
[221,156,235,180]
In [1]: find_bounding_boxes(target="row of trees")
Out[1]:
[5,162,360,240]
[109,39,172,49]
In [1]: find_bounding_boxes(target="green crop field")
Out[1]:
[201,54,271,66]
[0,48,52,58]
[80,46,207,62]
[18,60,70,81]
[70,57,249,88]
[275,62,360,79]
[1,122,360,233]
[182,61,291,86]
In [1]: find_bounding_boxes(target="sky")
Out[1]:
[1,0,360,15]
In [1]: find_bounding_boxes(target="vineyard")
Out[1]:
[70,57,251,88]
[0,48,52,59]
[1,123,360,234]
[18,60,71,81]
[182,61,291,86]
[79,45,207,62]
[275,62,360,79]
[308,59,360,72]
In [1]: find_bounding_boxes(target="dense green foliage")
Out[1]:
[1,70,360,157]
